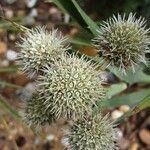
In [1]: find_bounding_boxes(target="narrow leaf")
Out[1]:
[48,0,99,35]
[116,95,150,123]
[69,37,92,46]
[0,80,22,89]
[0,16,30,32]
[106,83,127,99]
[100,88,150,108]
[0,65,18,72]
[109,66,150,85]
[0,95,20,119]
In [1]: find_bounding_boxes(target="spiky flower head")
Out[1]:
[17,26,69,77]
[37,54,105,120]
[21,93,54,128]
[63,114,118,150]
[93,13,150,74]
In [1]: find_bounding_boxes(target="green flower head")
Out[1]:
[17,26,69,77]
[64,114,118,150]
[37,54,106,120]
[21,93,54,128]
[93,13,150,74]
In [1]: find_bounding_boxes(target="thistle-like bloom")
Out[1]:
[37,54,105,120]
[17,26,69,77]
[22,93,54,128]
[93,13,150,73]
[63,114,118,150]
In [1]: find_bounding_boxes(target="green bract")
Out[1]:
[17,26,69,77]
[93,13,150,74]
[37,54,106,120]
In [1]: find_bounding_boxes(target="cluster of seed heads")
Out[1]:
[64,114,118,150]
[94,13,150,74]
[17,26,69,77]
[37,54,105,120]
[17,12,149,148]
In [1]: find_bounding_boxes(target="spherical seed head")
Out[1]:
[94,13,150,74]
[37,54,106,120]
[17,26,69,77]
[64,114,118,150]
[21,93,54,128]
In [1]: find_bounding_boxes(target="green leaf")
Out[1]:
[100,88,150,108]
[116,95,150,123]
[0,80,22,89]
[0,16,21,30]
[0,95,20,119]
[0,16,29,33]
[48,0,99,35]
[0,65,19,72]
[109,66,150,85]
[69,37,92,47]
[106,83,127,99]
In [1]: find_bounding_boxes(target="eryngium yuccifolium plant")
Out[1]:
[22,93,54,127]
[63,114,118,150]
[93,13,150,74]
[37,54,106,120]
[17,26,69,77]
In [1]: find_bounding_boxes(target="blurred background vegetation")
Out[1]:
[78,0,150,26]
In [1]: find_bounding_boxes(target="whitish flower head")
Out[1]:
[21,93,54,128]
[63,114,118,150]
[93,13,150,74]
[17,26,69,77]
[37,54,105,120]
